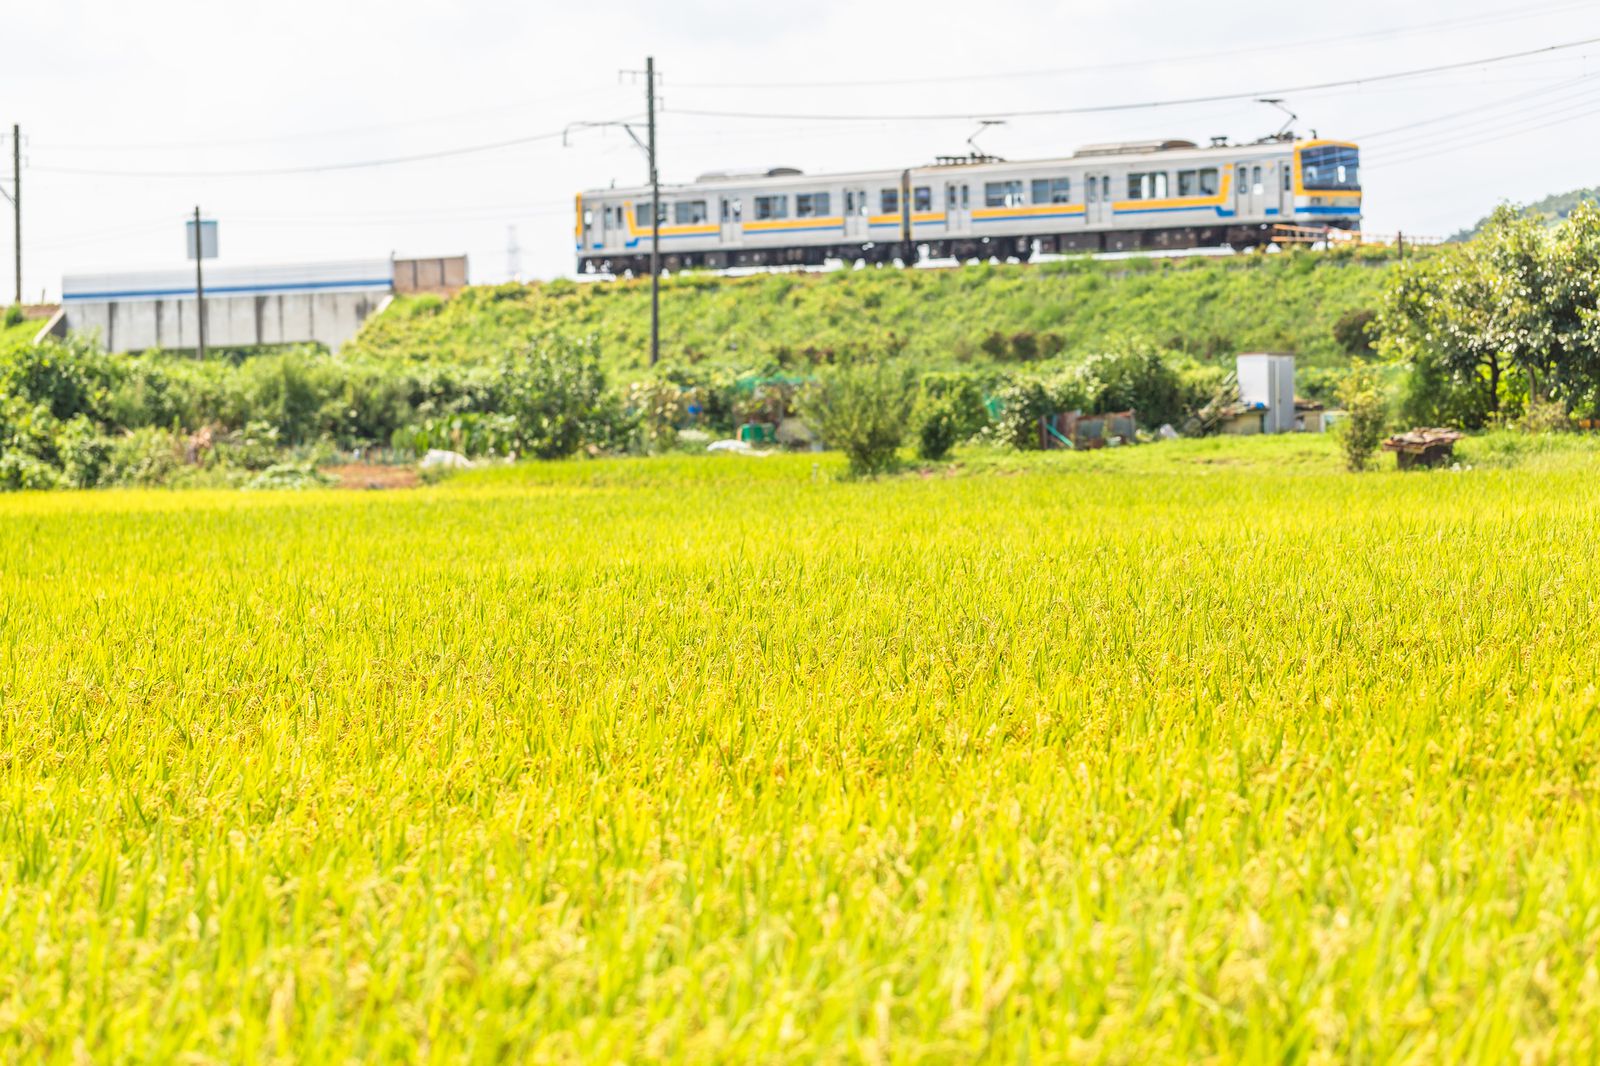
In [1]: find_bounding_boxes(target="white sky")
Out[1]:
[6,0,1600,299]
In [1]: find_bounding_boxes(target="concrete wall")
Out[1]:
[394,255,468,295]
[65,290,387,354]
[61,259,394,354]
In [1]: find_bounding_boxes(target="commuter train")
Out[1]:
[574,137,1360,273]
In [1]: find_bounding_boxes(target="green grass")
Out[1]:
[344,249,1396,374]
[4,435,1599,1062]
[0,315,40,352]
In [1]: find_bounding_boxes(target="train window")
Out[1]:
[1300,145,1360,190]
[913,186,932,211]
[674,200,708,225]
[1283,165,1292,192]
[754,195,789,220]
[1179,169,1220,197]
[720,198,741,222]
[1087,180,1097,203]
[1031,178,1071,204]
[984,181,1023,207]
[1127,172,1168,200]
[795,192,831,217]
[1236,166,1247,195]
[1101,176,1110,202]
[1251,167,1264,195]
[583,208,593,228]
[635,203,667,227]
[881,188,899,213]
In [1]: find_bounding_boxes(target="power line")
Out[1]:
[670,0,1600,90]
[29,118,640,179]
[1355,73,1598,139]
[1365,88,1600,166]
[1367,99,1600,169]
[666,36,1600,122]
[31,85,631,153]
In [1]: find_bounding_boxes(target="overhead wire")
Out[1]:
[30,86,634,153]
[664,36,1600,122]
[670,0,1600,90]
[29,116,641,179]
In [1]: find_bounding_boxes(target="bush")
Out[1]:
[1520,398,1572,434]
[918,372,993,439]
[914,395,963,461]
[800,361,914,476]
[1077,341,1196,428]
[1335,362,1388,472]
[106,427,185,487]
[992,372,1090,450]
[494,336,623,459]
[1333,307,1377,356]
[3,304,23,328]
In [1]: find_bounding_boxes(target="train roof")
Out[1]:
[581,138,1344,199]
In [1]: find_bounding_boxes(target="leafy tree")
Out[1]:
[1379,203,1600,426]
[493,336,622,459]
[1335,362,1388,472]
[799,361,914,476]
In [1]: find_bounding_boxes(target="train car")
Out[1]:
[574,137,1360,274]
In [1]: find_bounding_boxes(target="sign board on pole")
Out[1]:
[185,219,218,260]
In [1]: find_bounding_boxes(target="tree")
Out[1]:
[1378,203,1600,426]
[1335,362,1387,472]
[799,361,914,477]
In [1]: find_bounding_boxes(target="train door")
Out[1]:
[945,182,970,235]
[1234,163,1264,219]
[720,196,742,244]
[844,188,868,241]
[1085,172,1107,227]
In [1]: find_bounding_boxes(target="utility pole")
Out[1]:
[563,57,662,365]
[193,205,206,360]
[1,124,19,306]
[646,55,660,367]
[506,224,522,282]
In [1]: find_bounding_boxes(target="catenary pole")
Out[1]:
[647,55,660,366]
[193,206,206,360]
[11,124,19,306]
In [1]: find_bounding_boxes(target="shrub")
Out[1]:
[3,304,23,328]
[106,427,185,487]
[1520,398,1572,434]
[993,372,1090,450]
[918,372,992,439]
[494,336,623,459]
[799,361,914,476]
[1333,307,1377,356]
[914,394,963,461]
[1335,362,1388,472]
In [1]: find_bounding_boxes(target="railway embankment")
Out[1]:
[343,247,1400,374]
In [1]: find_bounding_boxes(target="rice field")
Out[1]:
[3,435,1600,1063]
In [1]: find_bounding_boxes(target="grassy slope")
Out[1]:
[0,316,40,352]
[345,250,1396,375]
[5,435,1600,1061]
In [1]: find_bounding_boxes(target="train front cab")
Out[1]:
[1293,140,1361,230]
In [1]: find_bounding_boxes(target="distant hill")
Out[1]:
[1451,187,1600,242]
